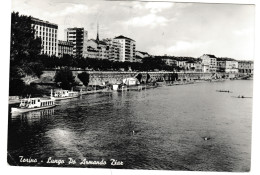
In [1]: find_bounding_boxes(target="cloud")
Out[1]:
[133,1,173,14]
[144,2,174,13]
[125,14,168,27]
[44,4,90,17]
[147,41,213,57]
[167,41,198,52]
[11,0,254,60]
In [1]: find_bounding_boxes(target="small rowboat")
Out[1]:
[231,96,252,99]
[216,90,232,93]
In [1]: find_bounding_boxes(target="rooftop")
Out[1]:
[137,51,149,55]
[31,17,58,26]
[66,27,85,31]
[203,54,217,58]
[89,39,107,46]
[114,35,135,42]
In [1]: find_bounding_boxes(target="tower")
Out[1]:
[96,22,99,44]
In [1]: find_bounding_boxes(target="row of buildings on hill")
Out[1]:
[161,54,254,74]
[31,17,136,62]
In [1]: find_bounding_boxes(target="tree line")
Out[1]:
[39,54,176,72]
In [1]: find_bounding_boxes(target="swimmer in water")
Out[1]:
[203,137,210,141]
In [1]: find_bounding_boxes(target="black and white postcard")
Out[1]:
[5,0,258,174]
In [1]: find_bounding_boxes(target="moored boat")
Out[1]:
[51,89,80,100]
[11,97,56,114]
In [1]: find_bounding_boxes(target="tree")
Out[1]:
[54,67,76,90]
[78,72,90,87]
[9,12,43,96]
[10,12,41,61]
[61,54,74,68]
[142,57,167,71]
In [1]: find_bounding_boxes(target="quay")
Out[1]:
[9,71,252,104]
[32,70,251,86]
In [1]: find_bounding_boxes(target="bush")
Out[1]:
[54,67,76,90]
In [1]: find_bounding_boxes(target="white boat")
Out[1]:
[11,97,56,114]
[51,89,80,100]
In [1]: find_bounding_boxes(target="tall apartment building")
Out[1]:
[32,17,58,56]
[114,35,136,62]
[102,38,122,61]
[58,40,73,57]
[64,28,88,57]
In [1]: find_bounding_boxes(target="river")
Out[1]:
[8,80,253,171]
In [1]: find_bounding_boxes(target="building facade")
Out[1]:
[186,61,196,71]
[64,28,88,57]
[238,61,254,74]
[200,54,217,72]
[195,62,203,72]
[162,58,176,66]
[114,35,136,62]
[58,40,73,57]
[176,61,187,68]
[32,17,58,56]
[87,39,109,60]
[102,38,122,61]
[87,46,99,59]
[97,41,109,60]
[217,60,238,73]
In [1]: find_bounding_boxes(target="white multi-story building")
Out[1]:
[32,17,58,56]
[114,35,136,62]
[217,60,238,73]
[200,54,217,72]
[102,38,123,61]
[64,28,88,57]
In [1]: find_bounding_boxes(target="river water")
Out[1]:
[8,80,253,171]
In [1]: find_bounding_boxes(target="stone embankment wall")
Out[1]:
[40,71,238,86]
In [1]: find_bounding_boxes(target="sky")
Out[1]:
[11,0,255,60]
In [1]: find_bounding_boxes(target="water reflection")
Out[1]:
[11,108,55,124]
[45,127,85,159]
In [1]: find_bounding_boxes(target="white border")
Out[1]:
[1,0,259,175]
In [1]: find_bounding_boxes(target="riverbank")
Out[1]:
[7,78,248,104]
